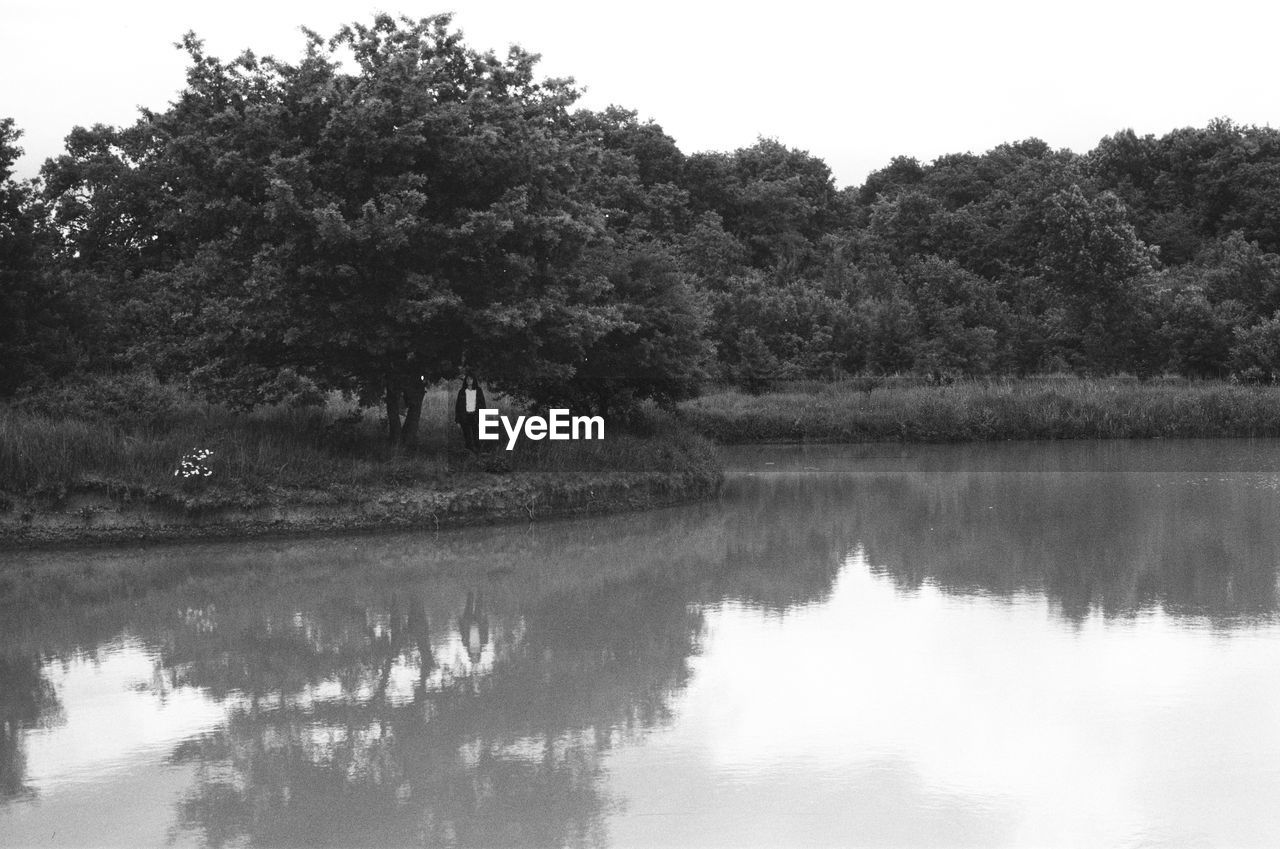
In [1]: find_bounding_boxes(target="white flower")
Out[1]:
[174,447,215,480]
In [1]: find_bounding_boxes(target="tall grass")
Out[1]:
[1,398,435,494]
[1,377,717,495]
[680,378,1280,444]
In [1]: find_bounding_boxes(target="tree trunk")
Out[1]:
[385,383,403,444]
[399,379,425,446]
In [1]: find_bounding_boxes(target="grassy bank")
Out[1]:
[681,378,1280,444]
[0,376,721,545]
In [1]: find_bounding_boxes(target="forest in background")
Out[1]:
[5,14,1280,445]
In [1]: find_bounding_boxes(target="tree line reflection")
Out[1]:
[839,470,1280,621]
[0,491,850,846]
[3,455,1280,844]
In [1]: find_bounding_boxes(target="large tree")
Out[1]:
[49,15,650,442]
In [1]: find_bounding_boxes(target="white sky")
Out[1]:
[3,0,1279,187]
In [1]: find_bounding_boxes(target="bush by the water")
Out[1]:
[681,378,1280,443]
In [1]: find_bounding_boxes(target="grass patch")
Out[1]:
[1,375,719,499]
[680,377,1280,443]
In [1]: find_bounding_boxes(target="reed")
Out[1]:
[680,378,1280,444]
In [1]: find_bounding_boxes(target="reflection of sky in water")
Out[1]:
[2,641,214,847]
[607,550,1280,847]
[10,554,1280,846]
[8,440,1280,847]
[20,640,224,792]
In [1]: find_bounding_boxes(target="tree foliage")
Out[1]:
[10,20,1280,410]
[0,119,79,393]
[27,16,709,440]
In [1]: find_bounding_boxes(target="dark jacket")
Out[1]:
[454,384,486,423]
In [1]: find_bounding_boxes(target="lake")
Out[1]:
[5,440,1280,847]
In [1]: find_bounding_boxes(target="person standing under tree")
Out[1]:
[454,374,486,451]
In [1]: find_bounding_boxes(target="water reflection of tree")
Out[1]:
[6,460,1278,843]
[9,454,1279,842]
[0,472,869,834]
[165,575,703,848]
[845,472,1280,621]
[699,475,863,611]
[0,656,63,800]
[130,464,1279,846]
[1,476,864,843]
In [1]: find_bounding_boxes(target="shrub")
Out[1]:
[1230,313,1280,384]
[14,372,186,427]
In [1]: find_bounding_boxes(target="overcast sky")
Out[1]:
[3,0,1278,187]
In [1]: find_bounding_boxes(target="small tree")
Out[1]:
[1230,312,1280,384]
[904,256,1005,376]
[1159,287,1242,378]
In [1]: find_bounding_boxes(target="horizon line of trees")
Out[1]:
[5,13,1280,442]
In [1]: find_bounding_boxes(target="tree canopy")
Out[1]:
[8,17,1280,425]
[30,15,707,441]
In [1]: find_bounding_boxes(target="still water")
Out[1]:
[5,440,1280,847]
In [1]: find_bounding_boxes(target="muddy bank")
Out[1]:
[0,469,722,548]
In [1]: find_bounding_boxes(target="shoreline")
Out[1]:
[11,378,1279,549]
[0,468,723,550]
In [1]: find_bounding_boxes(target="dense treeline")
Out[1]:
[5,14,1280,442]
